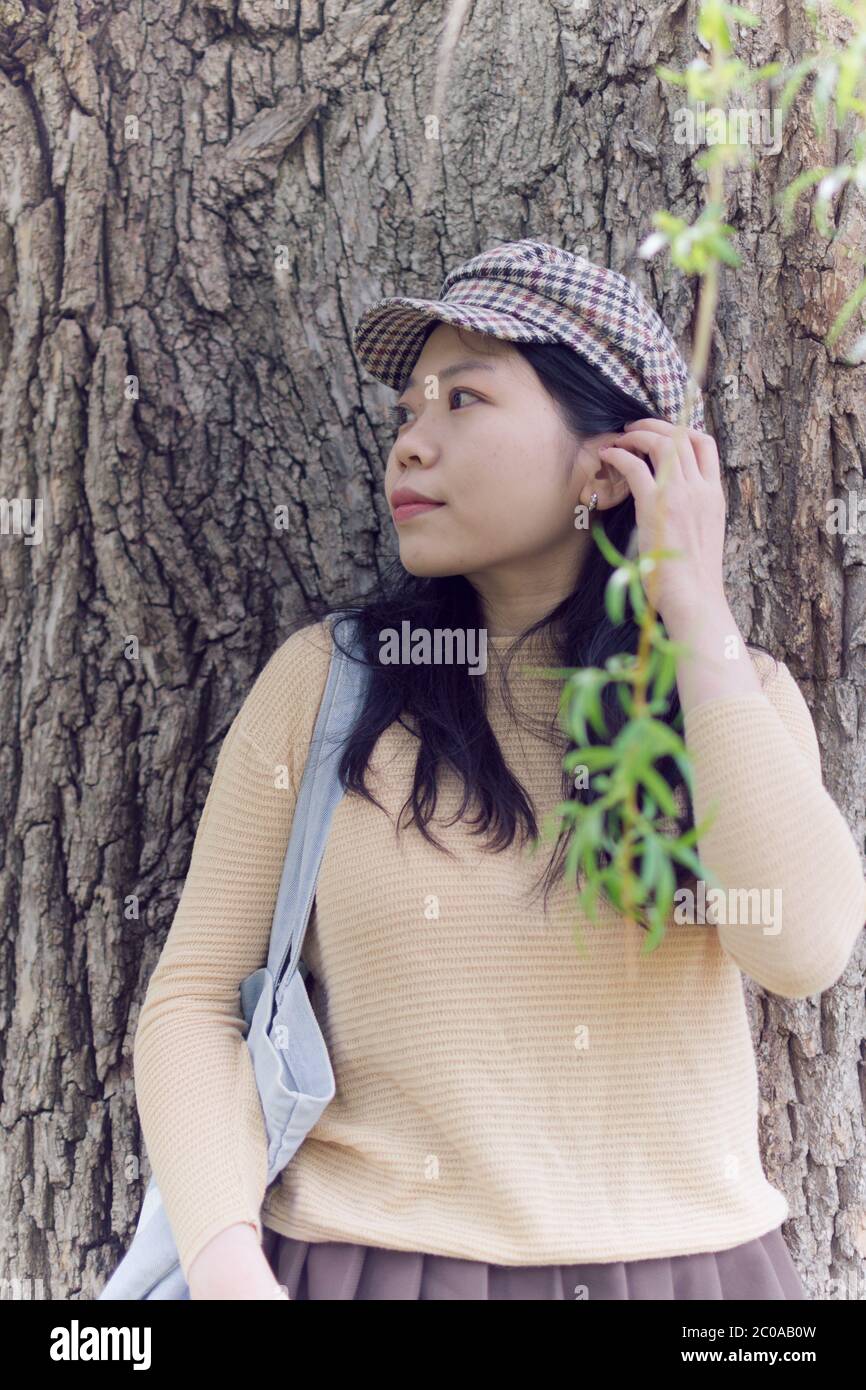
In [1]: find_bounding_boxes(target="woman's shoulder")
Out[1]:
[275,616,337,669]
[235,617,337,757]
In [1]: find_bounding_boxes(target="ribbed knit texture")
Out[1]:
[132,621,866,1280]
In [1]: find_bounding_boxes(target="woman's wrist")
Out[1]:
[187,1221,286,1299]
[188,1221,259,1277]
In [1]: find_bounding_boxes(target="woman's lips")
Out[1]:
[392,501,446,523]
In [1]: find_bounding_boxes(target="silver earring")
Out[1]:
[588,492,598,512]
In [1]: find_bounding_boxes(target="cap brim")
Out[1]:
[352,295,545,390]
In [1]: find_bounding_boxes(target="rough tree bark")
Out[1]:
[0,0,863,1300]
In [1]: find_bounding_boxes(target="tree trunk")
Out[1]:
[0,0,862,1301]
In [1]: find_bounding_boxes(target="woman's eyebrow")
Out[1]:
[402,359,499,391]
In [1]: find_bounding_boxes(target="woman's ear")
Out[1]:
[573,435,633,511]
[580,457,632,510]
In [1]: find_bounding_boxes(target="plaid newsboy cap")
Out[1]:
[352,238,704,430]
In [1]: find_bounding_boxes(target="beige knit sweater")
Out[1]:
[132,621,866,1280]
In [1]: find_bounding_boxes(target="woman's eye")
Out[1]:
[390,388,477,429]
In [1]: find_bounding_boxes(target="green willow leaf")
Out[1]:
[565,697,589,746]
[591,524,629,568]
[638,833,663,890]
[651,647,678,700]
[665,841,706,878]
[641,904,668,954]
[638,794,659,821]
[637,766,678,817]
[626,872,651,906]
[605,568,630,625]
[585,686,610,739]
[657,852,676,911]
[616,682,637,718]
[628,573,648,619]
[563,746,618,772]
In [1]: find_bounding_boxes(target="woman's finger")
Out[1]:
[596,442,658,514]
[624,419,718,484]
[619,425,695,485]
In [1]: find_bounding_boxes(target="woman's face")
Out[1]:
[383,323,626,608]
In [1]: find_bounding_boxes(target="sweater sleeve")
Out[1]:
[681,653,866,999]
[131,620,334,1281]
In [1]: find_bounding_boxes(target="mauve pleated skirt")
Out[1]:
[261,1223,809,1300]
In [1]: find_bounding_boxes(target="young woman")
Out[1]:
[131,242,866,1300]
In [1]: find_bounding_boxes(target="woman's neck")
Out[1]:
[465,548,588,639]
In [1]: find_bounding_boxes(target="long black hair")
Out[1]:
[296,323,776,922]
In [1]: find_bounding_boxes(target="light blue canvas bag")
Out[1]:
[98,613,369,1299]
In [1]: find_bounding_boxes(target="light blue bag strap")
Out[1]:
[98,613,371,1301]
[267,610,370,987]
